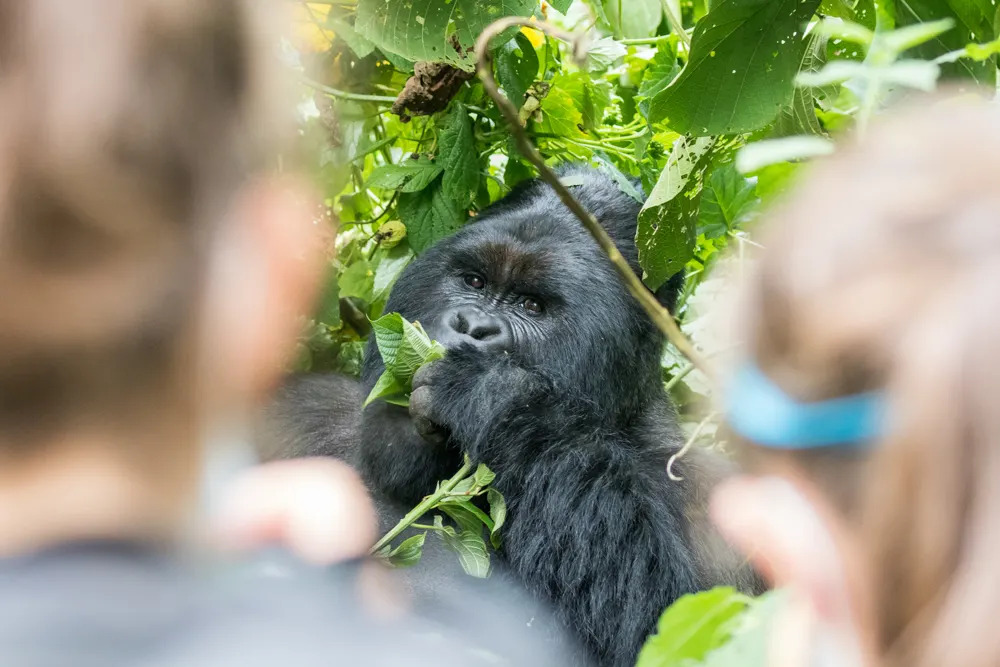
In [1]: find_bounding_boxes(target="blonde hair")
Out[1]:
[737,100,1000,667]
[0,0,288,449]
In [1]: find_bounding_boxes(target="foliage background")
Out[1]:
[283,0,999,662]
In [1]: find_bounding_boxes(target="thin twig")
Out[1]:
[474,17,714,380]
[302,76,399,105]
[667,411,717,481]
[370,457,474,554]
[659,0,691,50]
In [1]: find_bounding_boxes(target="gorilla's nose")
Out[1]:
[441,308,511,351]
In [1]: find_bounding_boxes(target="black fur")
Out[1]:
[264,166,758,667]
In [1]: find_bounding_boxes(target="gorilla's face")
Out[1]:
[375,171,668,406]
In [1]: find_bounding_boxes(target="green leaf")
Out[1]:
[701,590,789,666]
[355,0,537,72]
[594,154,644,204]
[635,587,751,667]
[380,533,426,568]
[437,103,480,210]
[881,17,956,55]
[473,463,496,487]
[368,157,443,193]
[363,371,407,407]
[487,487,506,548]
[735,136,834,173]
[585,37,627,72]
[314,265,341,329]
[697,163,758,239]
[557,72,613,135]
[965,37,1000,61]
[795,60,867,87]
[327,17,376,58]
[398,180,466,253]
[812,17,874,46]
[439,526,491,577]
[373,243,414,301]
[601,0,662,39]
[637,136,715,290]
[364,312,446,406]
[549,0,574,13]
[649,0,823,136]
[539,87,586,138]
[636,44,681,117]
[440,503,489,534]
[894,1,995,85]
[496,32,539,109]
[339,259,374,301]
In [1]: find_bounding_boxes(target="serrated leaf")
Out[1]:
[368,158,443,193]
[398,181,466,253]
[557,72,613,134]
[637,44,681,117]
[487,488,506,547]
[380,533,426,568]
[473,463,496,487]
[636,587,751,667]
[697,163,758,239]
[365,312,446,406]
[539,87,586,138]
[496,32,539,109]
[637,136,715,290]
[355,0,536,72]
[439,527,491,578]
[735,136,834,173]
[438,103,479,209]
[650,0,823,136]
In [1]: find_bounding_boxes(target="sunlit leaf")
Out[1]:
[649,0,822,135]
[735,136,834,173]
[636,587,751,667]
[355,0,536,71]
[637,136,715,290]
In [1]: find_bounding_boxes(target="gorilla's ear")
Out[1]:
[654,270,685,314]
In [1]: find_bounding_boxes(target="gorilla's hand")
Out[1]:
[409,362,450,446]
[408,345,543,460]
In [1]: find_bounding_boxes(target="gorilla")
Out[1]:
[262,165,760,667]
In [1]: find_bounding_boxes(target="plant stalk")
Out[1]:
[474,18,714,381]
[370,458,474,554]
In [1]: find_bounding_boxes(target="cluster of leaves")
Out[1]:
[286,0,1000,662]
[372,456,507,578]
[363,313,505,576]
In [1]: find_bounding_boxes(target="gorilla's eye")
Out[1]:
[522,298,544,315]
[464,274,485,289]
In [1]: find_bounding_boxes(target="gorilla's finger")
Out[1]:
[412,362,440,391]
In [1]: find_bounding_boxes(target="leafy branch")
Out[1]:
[474,17,714,381]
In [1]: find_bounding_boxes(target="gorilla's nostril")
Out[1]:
[449,311,469,335]
[467,322,501,341]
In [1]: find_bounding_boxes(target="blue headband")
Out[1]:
[726,363,885,449]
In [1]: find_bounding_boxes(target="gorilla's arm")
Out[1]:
[358,400,464,506]
[411,346,704,667]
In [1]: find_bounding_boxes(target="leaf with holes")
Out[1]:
[637,136,715,290]
[355,0,537,72]
[649,0,822,136]
[496,32,539,109]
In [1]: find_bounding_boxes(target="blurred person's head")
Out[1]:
[0,0,325,548]
[712,100,1000,667]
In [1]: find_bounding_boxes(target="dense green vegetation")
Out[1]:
[287,0,999,662]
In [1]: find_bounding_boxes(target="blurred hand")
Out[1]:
[213,458,377,565]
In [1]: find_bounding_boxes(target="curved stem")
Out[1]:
[369,458,474,554]
[302,77,398,105]
[474,17,714,381]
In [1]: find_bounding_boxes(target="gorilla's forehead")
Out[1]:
[448,212,595,286]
